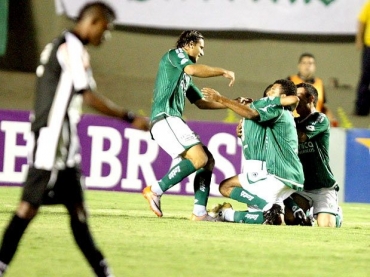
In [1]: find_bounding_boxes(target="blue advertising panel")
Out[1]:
[345,129,370,203]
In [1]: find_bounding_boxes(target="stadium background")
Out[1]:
[0,0,369,203]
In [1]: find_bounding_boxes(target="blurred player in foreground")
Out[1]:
[0,2,148,276]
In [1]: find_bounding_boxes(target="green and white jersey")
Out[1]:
[240,118,266,161]
[251,97,304,191]
[150,48,203,121]
[296,112,336,190]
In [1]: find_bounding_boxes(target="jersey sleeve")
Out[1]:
[186,82,203,103]
[251,96,282,122]
[59,32,91,93]
[302,113,329,139]
[168,48,194,71]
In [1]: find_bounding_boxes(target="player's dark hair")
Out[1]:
[263,84,273,97]
[296,82,319,106]
[76,1,116,22]
[273,79,297,97]
[298,52,315,63]
[176,30,204,48]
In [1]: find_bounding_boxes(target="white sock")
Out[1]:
[224,209,235,222]
[193,204,207,216]
[151,182,163,195]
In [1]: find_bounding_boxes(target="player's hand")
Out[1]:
[131,116,150,131]
[223,70,235,87]
[201,87,221,102]
[236,119,243,138]
[293,208,312,226]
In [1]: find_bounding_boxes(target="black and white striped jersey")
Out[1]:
[29,31,95,171]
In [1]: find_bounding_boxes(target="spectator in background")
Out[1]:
[288,53,339,126]
[355,0,370,116]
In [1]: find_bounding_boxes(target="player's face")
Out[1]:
[266,84,282,97]
[296,87,310,115]
[298,57,316,79]
[187,39,204,63]
[89,17,113,46]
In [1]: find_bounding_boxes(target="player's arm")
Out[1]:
[201,87,259,119]
[356,20,366,50]
[280,95,299,111]
[184,64,235,87]
[82,90,149,131]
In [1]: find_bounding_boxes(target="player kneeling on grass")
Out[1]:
[203,80,304,225]
[283,83,342,228]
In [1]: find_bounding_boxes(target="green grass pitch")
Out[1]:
[0,187,369,277]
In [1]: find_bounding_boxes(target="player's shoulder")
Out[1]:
[311,112,329,126]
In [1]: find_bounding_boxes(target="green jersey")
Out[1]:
[240,118,266,161]
[251,97,304,191]
[150,48,203,121]
[296,112,336,190]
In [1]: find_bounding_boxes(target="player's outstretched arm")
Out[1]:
[82,90,150,131]
[184,64,235,87]
[201,87,259,119]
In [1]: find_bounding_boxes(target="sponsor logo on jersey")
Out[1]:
[299,141,315,154]
[306,125,315,131]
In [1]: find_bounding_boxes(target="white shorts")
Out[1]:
[238,169,295,211]
[151,116,201,158]
[296,185,339,216]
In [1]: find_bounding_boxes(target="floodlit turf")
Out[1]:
[0,187,369,277]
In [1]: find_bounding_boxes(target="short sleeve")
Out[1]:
[168,48,194,71]
[251,96,282,122]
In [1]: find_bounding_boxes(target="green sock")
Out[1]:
[193,169,212,207]
[159,159,196,192]
[229,187,268,210]
[234,211,264,224]
[284,196,300,212]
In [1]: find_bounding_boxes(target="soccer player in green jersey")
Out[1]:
[143,30,235,221]
[284,83,343,227]
[203,79,304,225]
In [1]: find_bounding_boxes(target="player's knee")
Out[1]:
[218,181,229,197]
[16,201,38,220]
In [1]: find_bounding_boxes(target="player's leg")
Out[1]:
[220,171,270,211]
[143,117,201,217]
[182,144,216,220]
[61,167,114,277]
[209,203,265,224]
[355,47,370,115]
[307,186,339,228]
[0,167,48,275]
[284,193,312,226]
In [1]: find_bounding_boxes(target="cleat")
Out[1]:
[207,202,233,222]
[190,213,218,222]
[142,186,163,217]
[263,204,284,225]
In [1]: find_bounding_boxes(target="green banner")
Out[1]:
[0,0,8,56]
